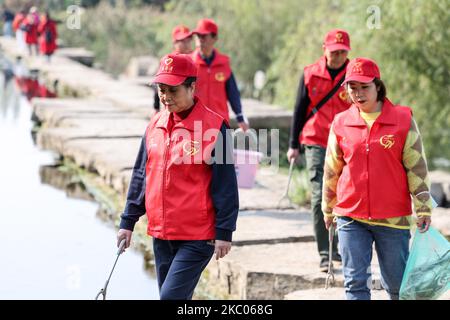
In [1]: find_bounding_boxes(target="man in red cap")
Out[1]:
[118,53,239,300]
[191,18,249,131]
[287,29,352,272]
[171,24,193,55]
[153,25,193,112]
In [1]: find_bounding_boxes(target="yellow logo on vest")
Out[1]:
[215,72,226,82]
[338,90,348,101]
[380,135,395,149]
[183,140,200,156]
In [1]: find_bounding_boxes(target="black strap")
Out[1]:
[304,73,346,123]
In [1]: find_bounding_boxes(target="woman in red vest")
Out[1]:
[22,12,38,56]
[117,53,239,300]
[322,57,432,300]
[37,12,57,62]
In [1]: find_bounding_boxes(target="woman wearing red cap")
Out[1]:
[322,57,433,300]
[118,53,239,300]
[152,25,193,112]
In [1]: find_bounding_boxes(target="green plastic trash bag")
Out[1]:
[399,226,450,300]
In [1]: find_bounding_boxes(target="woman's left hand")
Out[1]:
[416,215,431,233]
[214,240,231,260]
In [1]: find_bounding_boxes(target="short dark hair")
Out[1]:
[182,77,197,88]
[374,78,386,101]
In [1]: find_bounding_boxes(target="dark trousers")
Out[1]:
[153,238,214,300]
[305,145,338,257]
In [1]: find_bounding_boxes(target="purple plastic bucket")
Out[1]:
[233,149,263,188]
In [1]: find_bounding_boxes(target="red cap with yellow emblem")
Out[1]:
[172,25,192,42]
[153,53,198,86]
[324,29,351,52]
[343,57,381,85]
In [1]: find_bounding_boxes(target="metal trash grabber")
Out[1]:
[325,224,335,289]
[277,158,296,209]
[95,239,127,300]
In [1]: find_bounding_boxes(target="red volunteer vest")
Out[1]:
[300,56,351,148]
[38,19,57,55]
[332,99,413,219]
[191,49,232,122]
[144,98,224,240]
[23,17,38,45]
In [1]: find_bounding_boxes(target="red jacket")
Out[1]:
[22,17,38,44]
[38,18,57,55]
[12,13,25,32]
[191,49,231,122]
[332,99,412,219]
[144,97,224,240]
[300,56,351,148]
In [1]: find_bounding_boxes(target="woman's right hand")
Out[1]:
[117,229,133,250]
[324,215,336,230]
[287,148,299,164]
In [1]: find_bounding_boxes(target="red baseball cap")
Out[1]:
[193,18,218,35]
[343,57,381,85]
[172,25,192,42]
[153,53,198,86]
[324,29,351,52]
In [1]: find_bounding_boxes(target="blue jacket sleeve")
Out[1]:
[211,122,239,241]
[119,136,147,231]
[225,72,245,123]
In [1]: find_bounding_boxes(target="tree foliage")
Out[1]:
[54,0,450,167]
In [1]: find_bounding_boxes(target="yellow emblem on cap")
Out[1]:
[183,140,200,156]
[162,58,174,73]
[380,135,395,149]
[215,72,225,82]
[352,62,363,74]
[335,32,343,43]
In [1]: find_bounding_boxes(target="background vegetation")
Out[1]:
[2,0,448,170]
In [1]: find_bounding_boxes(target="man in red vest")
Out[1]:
[191,18,249,131]
[287,29,352,272]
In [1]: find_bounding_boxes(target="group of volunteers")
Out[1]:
[117,19,433,301]
[3,5,58,61]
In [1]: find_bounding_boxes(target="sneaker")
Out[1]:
[319,256,330,273]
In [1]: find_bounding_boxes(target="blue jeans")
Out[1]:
[337,217,410,300]
[153,238,214,300]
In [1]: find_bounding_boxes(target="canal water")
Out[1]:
[0,63,159,299]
